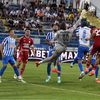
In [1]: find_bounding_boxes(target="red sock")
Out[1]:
[92,64,97,70]
[86,60,91,68]
[20,64,26,76]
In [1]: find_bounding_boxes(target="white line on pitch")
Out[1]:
[28,82,100,97]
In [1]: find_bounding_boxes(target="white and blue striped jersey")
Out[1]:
[46,32,55,50]
[78,26,91,47]
[46,32,55,41]
[2,36,16,56]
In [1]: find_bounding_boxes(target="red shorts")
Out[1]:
[17,51,29,63]
[91,45,100,55]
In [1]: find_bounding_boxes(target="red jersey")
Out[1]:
[93,28,100,47]
[18,36,34,52]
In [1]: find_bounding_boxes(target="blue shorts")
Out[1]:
[2,56,16,65]
[77,46,89,60]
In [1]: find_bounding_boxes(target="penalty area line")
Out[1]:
[27,82,100,97]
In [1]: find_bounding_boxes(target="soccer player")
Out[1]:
[86,28,100,76]
[35,16,82,67]
[70,19,91,75]
[79,53,100,83]
[0,29,25,83]
[79,28,100,82]
[45,23,61,83]
[14,30,34,80]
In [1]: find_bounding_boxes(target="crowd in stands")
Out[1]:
[0,0,97,36]
[0,0,80,35]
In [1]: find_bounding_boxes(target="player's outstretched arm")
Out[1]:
[70,12,83,33]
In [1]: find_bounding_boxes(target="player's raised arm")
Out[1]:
[70,18,81,34]
[69,11,84,34]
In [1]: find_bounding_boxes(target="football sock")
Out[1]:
[95,67,99,78]
[57,64,61,77]
[0,66,7,76]
[13,67,19,76]
[47,63,51,76]
[20,64,26,75]
[78,63,84,72]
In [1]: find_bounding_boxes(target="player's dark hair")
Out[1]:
[8,29,13,33]
[52,23,60,28]
[81,18,89,27]
[60,22,66,30]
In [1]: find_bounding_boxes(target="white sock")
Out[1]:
[48,76,51,79]
[81,71,84,74]
[39,61,43,64]
[58,77,61,80]
[96,78,98,80]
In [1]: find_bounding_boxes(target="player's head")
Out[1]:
[93,28,100,35]
[81,18,89,27]
[25,29,30,37]
[52,22,59,32]
[60,22,66,30]
[8,29,15,37]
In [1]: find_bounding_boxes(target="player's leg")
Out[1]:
[77,46,85,73]
[45,50,53,82]
[90,56,100,83]
[92,52,100,83]
[70,56,78,68]
[10,57,26,83]
[79,54,100,80]
[57,62,61,83]
[51,60,60,73]
[0,56,8,83]
[17,52,23,69]
[20,62,27,76]
[88,57,96,76]
[14,52,22,79]
[36,47,64,67]
[95,67,100,83]
[89,54,99,76]
[45,62,52,82]
[85,54,92,72]
[20,52,28,76]
[79,57,97,79]
[88,46,98,75]
[78,46,89,79]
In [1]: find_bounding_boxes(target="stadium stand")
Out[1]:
[0,0,96,47]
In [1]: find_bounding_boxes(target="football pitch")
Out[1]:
[0,61,100,100]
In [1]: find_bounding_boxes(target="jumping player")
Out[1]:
[35,16,82,67]
[70,19,91,75]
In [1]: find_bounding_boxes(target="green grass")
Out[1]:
[0,61,100,100]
